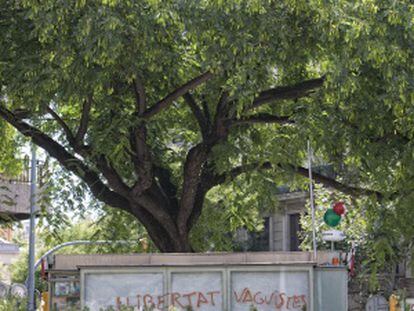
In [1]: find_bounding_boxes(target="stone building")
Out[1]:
[236,190,307,252]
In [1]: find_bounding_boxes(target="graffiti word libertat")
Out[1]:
[116,291,221,309]
[234,288,307,310]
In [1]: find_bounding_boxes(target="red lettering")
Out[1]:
[207,291,220,306]
[234,288,246,303]
[171,292,185,308]
[300,295,307,305]
[197,292,209,307]
[276,292,285,309]
[182,291,197,307]
[253,291,264,305]
[264,292,275,305]
[157,294,168,309]
[286,296,294,309]
[242,288,253,303]
[136,295,142,309]
[115,297,121,309]
[292,295,302,308]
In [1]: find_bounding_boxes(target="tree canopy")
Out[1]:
[0,0,413,252]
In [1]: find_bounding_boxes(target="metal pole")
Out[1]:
[27,143,37,311]
[307,140,318,261]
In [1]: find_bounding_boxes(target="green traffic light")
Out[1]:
[324,208,341,227]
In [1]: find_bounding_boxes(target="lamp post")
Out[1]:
[27,142,37,311]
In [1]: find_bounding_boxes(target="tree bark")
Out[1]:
[128,201,192,252]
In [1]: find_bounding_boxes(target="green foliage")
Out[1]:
[0,0,413,256]
[0,122,22,176]
[362,193,414,291]
[0,296,28,311]
[191,172,280,251]
[300,184,414,292]
[300,185,369,252]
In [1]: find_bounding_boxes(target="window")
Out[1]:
[288,213,303,251]
[234,217,270,252]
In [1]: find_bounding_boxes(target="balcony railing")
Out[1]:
[0,157,47,184]
[0,158,46,219]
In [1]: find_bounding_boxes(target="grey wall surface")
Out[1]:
[84,272,164,310]
[314,267,348,311]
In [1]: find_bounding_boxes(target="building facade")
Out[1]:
[0,172,32,280]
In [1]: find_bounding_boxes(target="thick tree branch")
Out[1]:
[200,96,211,126]
[0,104,182,245]
[178,91,237,233]
[129,124,153,196]
[12,108,31,119]
[251,76,325,109]
[210,160,383,199]
[142,71,213,118]
[47,102,131,198]
[177,143,211,235]
[185,180,210,232]
[292,165,383,199]
[212,90,231,140]
[215,91,229,121]
[0,105,131,211]
[47,101,129,197]
[183,92,209,139]
[127,76,153,195]
[154,165,179,209]
[132,77,146,114]
[46,106,75,143]
[229,113,294,126]
[95,155,131,197]
[75,96,92,145]
[208,162,272,188]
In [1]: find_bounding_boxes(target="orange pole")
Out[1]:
[41,292,49,311]
[389,294,400,311]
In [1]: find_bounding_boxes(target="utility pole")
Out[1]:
[27,143,37,311]
[307,140,318,261]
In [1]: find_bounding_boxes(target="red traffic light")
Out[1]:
[333,201,346,216]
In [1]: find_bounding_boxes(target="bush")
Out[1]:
[0,296,27,311]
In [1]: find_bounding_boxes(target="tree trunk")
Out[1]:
[128,202,193,253]
[146,225,192,253]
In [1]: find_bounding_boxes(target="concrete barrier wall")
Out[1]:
[81,265,313,311]
[48,252,347,311]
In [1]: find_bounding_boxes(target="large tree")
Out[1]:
[0,0,412,252]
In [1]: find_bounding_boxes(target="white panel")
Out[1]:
[81,267,314,311]
[170,272,223,310]
[230,271,309,311]
[84,273,163,310]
